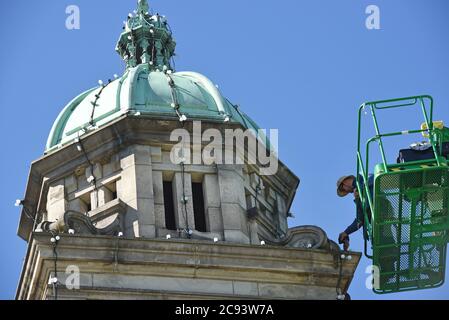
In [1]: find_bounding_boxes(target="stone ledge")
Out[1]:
[18,233,361,300]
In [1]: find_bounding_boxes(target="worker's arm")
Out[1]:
[344,218,362,235]
[339,218,363,251]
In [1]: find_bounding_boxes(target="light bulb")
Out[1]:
[68,229,75,235]
[98,80,104,86]
[15,199,22,207]
[260,240,266,246]
[55,235,61,241]
[213,237,218,243]
[179,115,187,122]
[166,234,171,239]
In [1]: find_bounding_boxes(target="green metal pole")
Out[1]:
[370,105,389,173]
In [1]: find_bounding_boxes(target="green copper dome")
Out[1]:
[45,0,261,153]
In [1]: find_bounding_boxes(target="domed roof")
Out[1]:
[46,68,260,152]
[45,0,262,153]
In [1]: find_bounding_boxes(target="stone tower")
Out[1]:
[16,0,360,300]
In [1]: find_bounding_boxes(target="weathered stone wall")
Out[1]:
[42,140,295,244]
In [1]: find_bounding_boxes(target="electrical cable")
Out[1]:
[22,205,37,225]
[151,38,156,66]
[170,52,176,71]
[113,233,121,272]
[50,230,59,300]
[180,161,191,238]
[166,72,186,122]
[76,132,99,210]
[226,99,249,130]
[336,252,343,299]
[89,79,113,127]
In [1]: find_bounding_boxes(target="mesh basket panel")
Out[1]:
[372,167,449,293]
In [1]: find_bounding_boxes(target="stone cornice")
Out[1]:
[17,233,360,300]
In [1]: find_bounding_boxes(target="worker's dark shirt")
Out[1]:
[344,174,374,236]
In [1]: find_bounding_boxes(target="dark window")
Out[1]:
[192,182,207,232]
[80,193,92,212]
[163,181,176,231]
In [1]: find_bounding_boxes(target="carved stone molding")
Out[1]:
[263,225,329,250]
[64,199,126,236]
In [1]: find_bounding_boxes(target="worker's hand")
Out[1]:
[343,239,350,251]
[338,232,350,251]
[338,232,348,243]
[353,188,359,199]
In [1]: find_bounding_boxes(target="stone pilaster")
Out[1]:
[117,145,156,238]
[46,179,67,223]
[152,170,166,232]
[276,194,288,234]
[217,165,250,244]
[203,174,223,233]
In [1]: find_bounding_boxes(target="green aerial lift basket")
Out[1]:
[356,95,449,294]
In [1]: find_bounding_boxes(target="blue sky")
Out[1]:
[1,0,449,300]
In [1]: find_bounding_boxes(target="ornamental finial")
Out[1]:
[116,1,175,70]
[138,0,149,14]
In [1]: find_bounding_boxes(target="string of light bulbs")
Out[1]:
[89,75,118,127]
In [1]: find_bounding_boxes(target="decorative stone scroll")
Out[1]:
[263,225,329,250]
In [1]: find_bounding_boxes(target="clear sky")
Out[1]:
[1,0,449,300]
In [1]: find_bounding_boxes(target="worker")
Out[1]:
[336,174,373,251]
[337,174,398,287]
